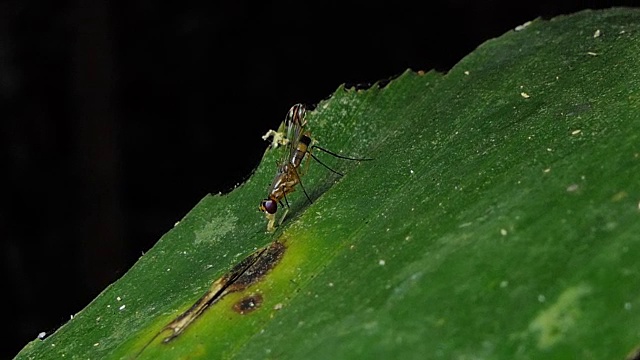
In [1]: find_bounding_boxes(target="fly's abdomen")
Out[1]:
[291,134,311,168]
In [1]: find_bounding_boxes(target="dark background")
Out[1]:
[1,0,635,358]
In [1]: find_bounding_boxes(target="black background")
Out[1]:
[2,0,636,358]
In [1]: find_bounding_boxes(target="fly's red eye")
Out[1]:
[261,200,277,214]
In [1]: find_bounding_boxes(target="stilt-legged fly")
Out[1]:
[259,104,371,232]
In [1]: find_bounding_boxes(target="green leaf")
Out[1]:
[16,8,640,359]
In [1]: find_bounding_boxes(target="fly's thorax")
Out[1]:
[266,164,300,203]
[268,166,288,191]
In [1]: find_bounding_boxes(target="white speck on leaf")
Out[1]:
[379,259,386,266]
[593,29,601,38]
[566,184,579,192]
[521,92,530,99]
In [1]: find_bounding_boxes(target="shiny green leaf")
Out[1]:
[16,8,640,360]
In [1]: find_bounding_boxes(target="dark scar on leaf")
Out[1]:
[232,293,264,315]
[134,241,285,358]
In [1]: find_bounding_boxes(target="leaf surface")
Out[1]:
[16,8,640,360]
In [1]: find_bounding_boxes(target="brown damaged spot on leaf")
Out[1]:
[134,241,286,358]
[226,241,286,291]
[162,241,285,342]
[232,294,264,315]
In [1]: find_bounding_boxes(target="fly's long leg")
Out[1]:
[281,191,290,209]
[312,145,373,162]
[308,145,374,177]
[277,207,290,228]
[291,166,313,204]
[309,152,344,176]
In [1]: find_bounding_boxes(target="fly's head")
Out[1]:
[259,198,278,215]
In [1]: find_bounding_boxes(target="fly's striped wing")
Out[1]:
[285,103,307,167]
